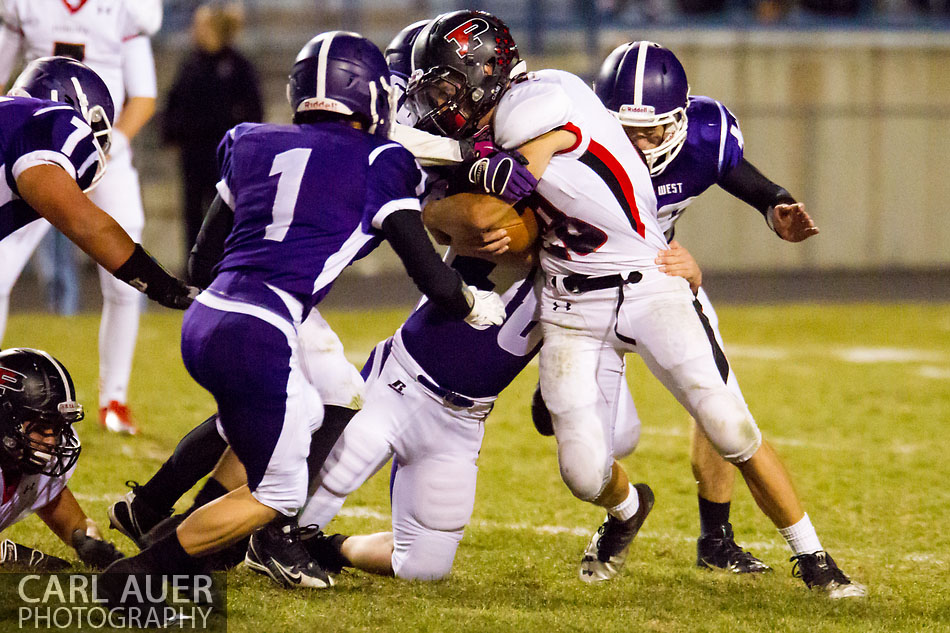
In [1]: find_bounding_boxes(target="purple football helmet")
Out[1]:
[288,31,394,138]
[385,19,430,81]
[405,10,526,139]
[595,41,689,176]
[0,348,83,477]
[9,56,114,190]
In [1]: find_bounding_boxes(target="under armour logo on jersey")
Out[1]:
[388,380,407,395]
[0,368,26,394]
[444,19,490,58]
[552,301,572,312]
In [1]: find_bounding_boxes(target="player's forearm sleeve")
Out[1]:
[188,193,233,288]
[391,123,464,166]
[382,209,471,319]
[718,158,796,217]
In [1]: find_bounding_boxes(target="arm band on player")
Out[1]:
[719,158,797,218]
[188,193,234,288]
[381,209,472,319]
[113,244,181,298]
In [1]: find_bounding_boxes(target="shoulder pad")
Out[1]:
[493,71,572,150]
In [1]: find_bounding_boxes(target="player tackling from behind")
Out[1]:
[406,10,864,598]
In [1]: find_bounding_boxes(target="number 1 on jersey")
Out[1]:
[264,147,312,242]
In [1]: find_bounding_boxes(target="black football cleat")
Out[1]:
[244,517,333,589]
[0,539,71,571]
[791,550,867,598]
[696,523,771,574]
[579,483,654,582]
[108,481,173,549]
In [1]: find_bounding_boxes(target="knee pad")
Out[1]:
[693,390,762,464]
[392,533,459,581]
[554,409,610,501]
[390,460,473,581]
[298,314,364,408]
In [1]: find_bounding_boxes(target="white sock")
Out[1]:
[778,513,822,556]
[607,484,639,521]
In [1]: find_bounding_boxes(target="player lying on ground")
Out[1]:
[404,10,865,598]
[0,57,196,310]
[0,349,124,571]
[99,31,507,604]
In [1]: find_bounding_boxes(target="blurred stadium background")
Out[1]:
[10,0,950,312]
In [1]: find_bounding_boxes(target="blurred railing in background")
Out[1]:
[135,1,948,279]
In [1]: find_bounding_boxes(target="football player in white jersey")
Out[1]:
[0,348,125,570]
[408,10,865,599]
[0,0,164,435]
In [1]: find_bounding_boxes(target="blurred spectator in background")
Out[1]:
[32,231,81,317]
[162,2,263,261]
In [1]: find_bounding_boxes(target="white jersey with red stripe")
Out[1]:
[0,462,75,532]
[493,69,666,277]
[0,0,158,117]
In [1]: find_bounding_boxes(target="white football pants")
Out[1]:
[540,269,761,503]
[299,333,492,581]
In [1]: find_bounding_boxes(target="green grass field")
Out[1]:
[4,303,949,633]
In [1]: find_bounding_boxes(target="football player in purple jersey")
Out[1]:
[100,31,506,598]
[103,16,543,586]
[0,56,195,309]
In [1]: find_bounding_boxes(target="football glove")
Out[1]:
[71,529,125,570]
[465,150,539,204]
[114,243,199,310]
[0,539,72,571]
[463,285,506,330]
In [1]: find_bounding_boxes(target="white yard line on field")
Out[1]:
[337,506,944,565]
[349,344,949,368]
[833,347,947,364]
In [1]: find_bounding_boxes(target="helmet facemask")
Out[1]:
[616,103,688,176]
[1,400,83,477]
[406,64,489,139]
[69,76,112,192]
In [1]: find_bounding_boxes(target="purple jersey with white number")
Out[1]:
[399,256,542,399]
[652,96,744,237]
[210,121,426,318]
[0,96,100,239]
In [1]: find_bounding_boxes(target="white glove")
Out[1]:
[463,285,506,330]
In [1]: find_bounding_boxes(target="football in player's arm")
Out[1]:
[0,349,124,570]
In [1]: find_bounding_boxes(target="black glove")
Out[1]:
[114,243,199,309]
[71,529,125,570]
